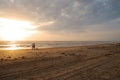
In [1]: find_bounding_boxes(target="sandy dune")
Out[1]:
[0,43,120,80]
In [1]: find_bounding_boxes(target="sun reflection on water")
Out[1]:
[9,44,17,50]
[7,44,21,50]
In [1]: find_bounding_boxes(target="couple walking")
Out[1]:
[32,43,35,50]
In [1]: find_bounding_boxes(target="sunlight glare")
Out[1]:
[0,18,37,41]
[8,44,18,50]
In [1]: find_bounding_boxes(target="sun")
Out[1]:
[0,26,26,41]
[0,18,36,41]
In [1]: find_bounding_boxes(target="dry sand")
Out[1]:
[0,43,120,80]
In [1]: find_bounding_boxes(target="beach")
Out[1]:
[0,43,120,80]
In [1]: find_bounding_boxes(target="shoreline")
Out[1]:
[0,43,119,60]
[0,41,118,50]
[0,42,117,50]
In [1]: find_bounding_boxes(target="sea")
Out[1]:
[0,41,118,50]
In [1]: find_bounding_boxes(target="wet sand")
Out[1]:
[0,43,120,80]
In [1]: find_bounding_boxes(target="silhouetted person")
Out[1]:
[32,43,35,50]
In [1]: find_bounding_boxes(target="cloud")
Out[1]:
[0,0,120,40]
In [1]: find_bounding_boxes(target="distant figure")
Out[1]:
[32,43,35,50]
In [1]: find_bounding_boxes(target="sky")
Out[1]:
[0,0,120,41]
